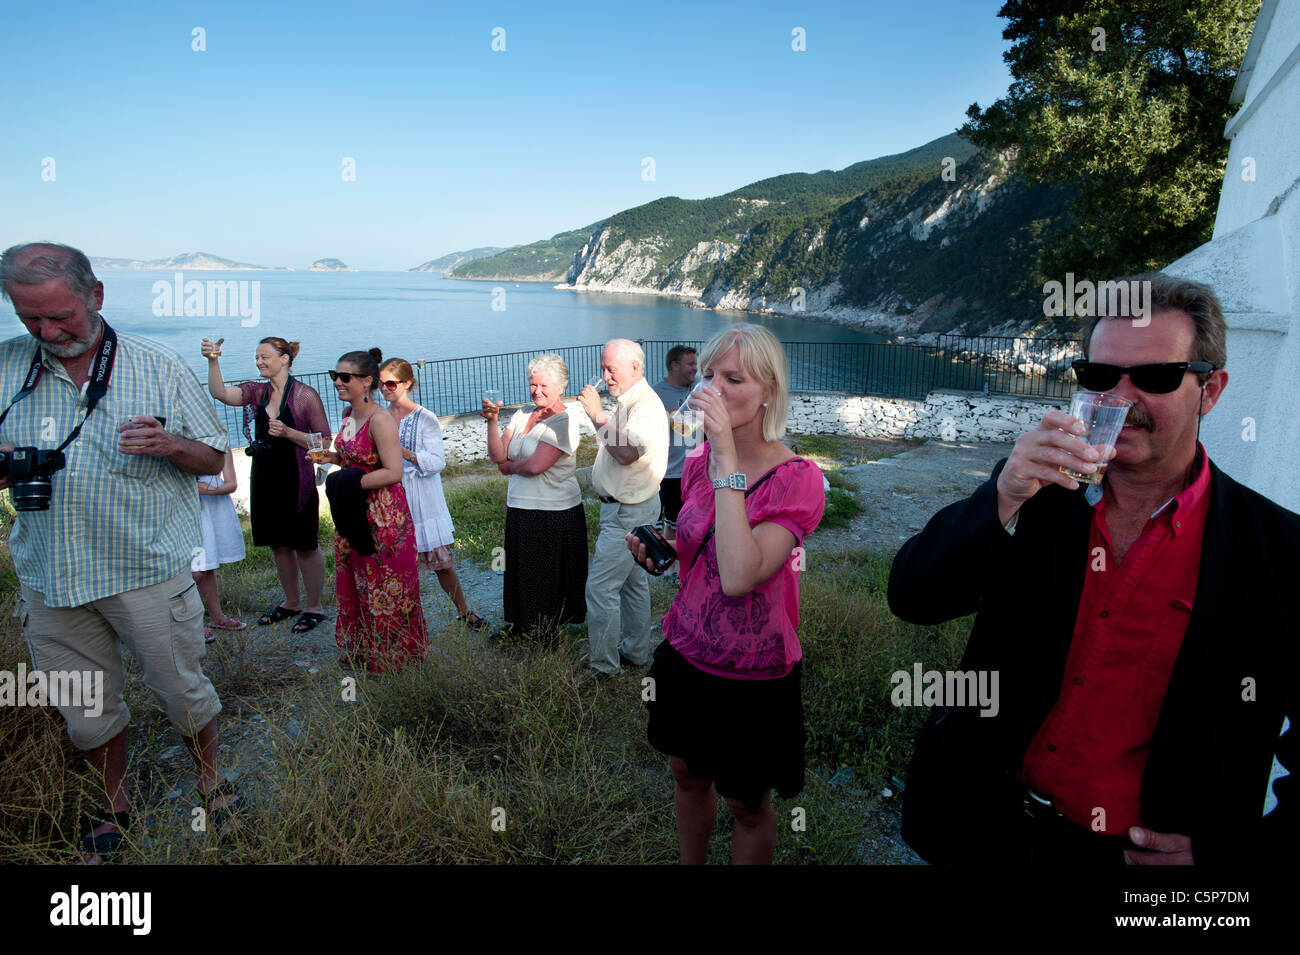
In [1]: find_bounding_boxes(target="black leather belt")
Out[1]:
[1020,786,1131,864]
[598,495,621,504]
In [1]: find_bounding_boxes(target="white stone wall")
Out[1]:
[227,390,1057,512]
[786,390,1064,442]
[1168,1,1300,512]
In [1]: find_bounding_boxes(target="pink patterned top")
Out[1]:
[661,443,825,680]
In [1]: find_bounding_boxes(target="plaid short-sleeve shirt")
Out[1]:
[0,329,230,606]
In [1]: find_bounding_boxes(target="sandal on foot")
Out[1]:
[79,808,130,863]
[205,627,216,645]
[210,617,247,631]
[291,612,327,634]
[197,779,246,837]
[258,605,298,626]
[459,612,491,632]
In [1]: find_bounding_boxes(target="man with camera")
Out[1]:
[0,242,238,862]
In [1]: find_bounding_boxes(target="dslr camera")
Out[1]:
[245,438,273,457]
[0,447,66,512]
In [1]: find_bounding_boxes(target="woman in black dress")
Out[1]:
[204,335,332,633]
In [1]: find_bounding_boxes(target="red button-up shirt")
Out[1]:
[1020,446,1212,834]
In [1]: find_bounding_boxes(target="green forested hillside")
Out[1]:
[697,151,1073,332]
[451,133,977,282]
[450,226,598,280]
[602,133,978,273]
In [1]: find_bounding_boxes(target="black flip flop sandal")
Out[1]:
[79,808,130,863]
[258,605,297,626]
[291,611,327,634]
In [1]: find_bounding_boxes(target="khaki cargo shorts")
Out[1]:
[19,570,223,750]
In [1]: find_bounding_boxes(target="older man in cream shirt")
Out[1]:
[578,338,670,682]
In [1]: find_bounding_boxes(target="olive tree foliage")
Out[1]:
[962,0,1261,279]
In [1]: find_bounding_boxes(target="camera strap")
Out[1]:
[0,322,119,451]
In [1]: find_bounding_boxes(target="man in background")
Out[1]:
[651,344,698,544]
[578,338,669,682]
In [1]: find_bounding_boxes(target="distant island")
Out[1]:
[309,258,355,271]
[408,247,506,275]
[90,252,290,271]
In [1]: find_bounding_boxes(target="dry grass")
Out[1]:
[0,451,970,864]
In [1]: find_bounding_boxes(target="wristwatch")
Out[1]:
[712,472,747,492]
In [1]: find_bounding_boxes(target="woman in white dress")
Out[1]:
[192,449,248,643]
[380,358,490,631]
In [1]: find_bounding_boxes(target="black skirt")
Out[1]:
[646,640,805,808]
[249,402,319,551]
[503,504,588,635]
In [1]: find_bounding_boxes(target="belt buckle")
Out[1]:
[1023,788,1060,821]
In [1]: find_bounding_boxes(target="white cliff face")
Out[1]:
[905,168,1005,241]
[566,226,740,297]
[558,152,1031,338]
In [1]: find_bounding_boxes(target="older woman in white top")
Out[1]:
[381,358,490,631]
[481,352,587,641]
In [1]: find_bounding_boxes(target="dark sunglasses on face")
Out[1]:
[328,370,360,383]
[379,379,404,390]
[1071,360,1214,394]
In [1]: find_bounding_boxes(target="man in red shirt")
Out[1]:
[889,273,1297,865]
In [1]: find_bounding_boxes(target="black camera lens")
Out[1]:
[0,447,64,512]
[632,524,677,576]
[11,477,53,511]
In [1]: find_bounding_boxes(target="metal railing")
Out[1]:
[214,336,1081,446]
[933,334,1079,398]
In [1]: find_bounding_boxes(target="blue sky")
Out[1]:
[1,0,1014,270]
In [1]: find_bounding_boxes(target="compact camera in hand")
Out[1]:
[632,524,677,576]
[0,447,66,512]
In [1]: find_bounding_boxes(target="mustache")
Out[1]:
[1125,407,1155,431]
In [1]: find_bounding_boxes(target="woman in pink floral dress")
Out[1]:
[319,347,428,672]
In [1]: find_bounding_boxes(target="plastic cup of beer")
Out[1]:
[668,380,711,440]
[204,337,223,358]
[1059,391,1131,485]
[483,388,503,410]
[306,432,325,463]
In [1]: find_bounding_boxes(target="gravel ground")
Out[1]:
[813,439,1009,553]
[798,439,1010,864]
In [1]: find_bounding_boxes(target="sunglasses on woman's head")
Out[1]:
[328,370,358,383]
[1071,360,1214,394]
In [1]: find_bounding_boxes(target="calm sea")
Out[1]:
[0,270,883,384]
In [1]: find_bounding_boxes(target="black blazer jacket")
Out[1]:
[888,457,1298,864]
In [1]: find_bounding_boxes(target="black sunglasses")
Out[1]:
[328,370,363,383]
[1071,360,1214,394]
